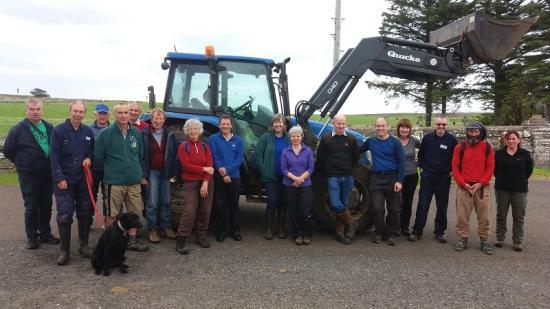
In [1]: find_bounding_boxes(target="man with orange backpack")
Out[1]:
[452,121,495,255]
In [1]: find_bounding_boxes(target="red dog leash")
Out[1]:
[84,164,104,226]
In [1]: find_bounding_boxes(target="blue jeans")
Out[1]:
[145,170,171,230]
[18,172,54,240]
[327,176,354,214]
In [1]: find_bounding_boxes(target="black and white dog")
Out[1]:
[91,212,142,276]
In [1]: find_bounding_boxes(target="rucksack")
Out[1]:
[458,140,491,172]
[182,140,207,155]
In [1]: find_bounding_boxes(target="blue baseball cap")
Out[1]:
[95,104,109,113]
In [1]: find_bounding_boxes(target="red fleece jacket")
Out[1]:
[177,139,213,182]
[452,141,495,187]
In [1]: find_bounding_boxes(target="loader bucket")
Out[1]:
[430,12,538,62]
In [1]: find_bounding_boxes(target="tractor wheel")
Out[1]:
[311,164,371,231]
[170,182,185,230]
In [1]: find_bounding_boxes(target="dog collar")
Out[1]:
[117,220,128,235]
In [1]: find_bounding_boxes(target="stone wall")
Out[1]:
[349,119,550,168]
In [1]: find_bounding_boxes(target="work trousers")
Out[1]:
[213,177,241,236]
[264,180,286,226]
[18,172,54,240]
[400,172,419,231]
[53,180,93,225]
[369,173,401,237]
[455,185,491,239]
[412,171,452,236]
[284,185,313,238]
[495,190,527,243]
[176,181,214,238]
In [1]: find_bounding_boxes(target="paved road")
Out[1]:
[1,182,549,308]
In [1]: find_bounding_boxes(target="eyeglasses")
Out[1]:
[436,123,447,127]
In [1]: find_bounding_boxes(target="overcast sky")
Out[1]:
[0,0,477,114]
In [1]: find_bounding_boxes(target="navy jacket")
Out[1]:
[417,131,458,174]
[50,120,94,184]
[4,118,53,175]
[207,133,244,179]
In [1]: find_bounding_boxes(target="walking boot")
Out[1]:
[56,224,71,266]
[78,219,93,258]
[175,237,191,254]
[26,236,39,250]
[341,209,356,241]
[335,213,351,245]
[277,211,287,239]
[264,215,274,240]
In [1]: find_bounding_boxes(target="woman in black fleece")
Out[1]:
[493,130,533,252]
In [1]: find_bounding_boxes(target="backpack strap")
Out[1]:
[183,141,206,154]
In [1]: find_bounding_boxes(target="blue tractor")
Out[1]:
[147,12,535,229]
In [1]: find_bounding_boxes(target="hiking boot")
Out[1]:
[295,236,304,246]
[176,238,191,255]
[341,209,356,240]
[336,232,351,245]
[495,240,504,248]
[400,228,411,237]
[215,234,226,242]
[232,233,242,241]
[513,241,523,252]
[434,234,447,243]
[161,228,176,240]
[386,236,397,246]
[38,234,60,245]
[453,238,468,252]
[408,233,420,242]
[480,239,494,255]
[148,229,161,244]
[196,237,211,248]
[372,234,382,244]
[277,230,287,239]
[128,239,149,252]
[26,239,39,250]
[263,228,273,240]
[302,236,312,246]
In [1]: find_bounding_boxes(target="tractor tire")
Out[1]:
[311,164,371,231]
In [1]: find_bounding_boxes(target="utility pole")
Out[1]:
[331,0,343,67]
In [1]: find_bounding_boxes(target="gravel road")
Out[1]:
[1,182,549,308]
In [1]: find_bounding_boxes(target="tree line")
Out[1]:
[367,0,549,126]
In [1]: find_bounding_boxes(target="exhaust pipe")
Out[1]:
[430,12,538,62]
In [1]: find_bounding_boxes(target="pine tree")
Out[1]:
[366,0,475,126]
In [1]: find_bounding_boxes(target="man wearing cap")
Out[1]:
[4,98,59,249]
[90,103,110,223]
[452,121,495,255]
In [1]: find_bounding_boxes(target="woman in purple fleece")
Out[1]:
[280,125,315,245]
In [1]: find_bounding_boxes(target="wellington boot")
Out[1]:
[56,224,71,266]
[78,219,93,258]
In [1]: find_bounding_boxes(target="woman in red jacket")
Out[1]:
[175,119,214,255]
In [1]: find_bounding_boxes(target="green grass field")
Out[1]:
[0,101,149,136]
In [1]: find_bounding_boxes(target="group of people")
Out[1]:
[4,99,533,267]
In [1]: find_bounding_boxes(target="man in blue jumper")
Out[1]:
[90,103,110,225]
[360,117,405,246]
[408,115,458,243]
[4,98,59,249]
[208,115,244,242]
[50,100,95,265]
